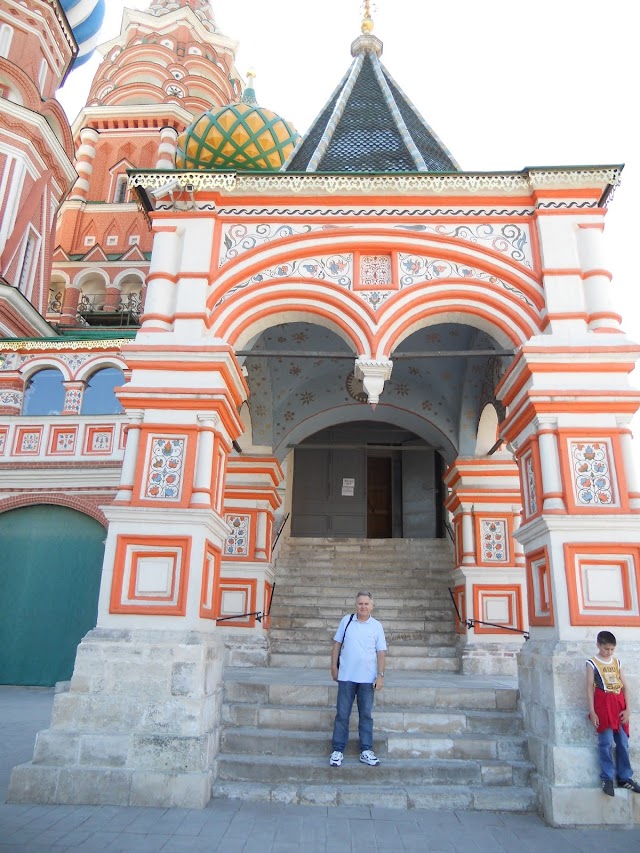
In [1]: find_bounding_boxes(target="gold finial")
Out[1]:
[361,0,374,34]
[246,69,256,82]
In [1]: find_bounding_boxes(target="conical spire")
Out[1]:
[284,9,458,174]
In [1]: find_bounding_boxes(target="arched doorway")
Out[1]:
[292,421,445,538]
[0,505,105,686]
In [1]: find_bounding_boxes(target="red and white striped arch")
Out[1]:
[207,230,544,356]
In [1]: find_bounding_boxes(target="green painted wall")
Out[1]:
[0,505,104,686]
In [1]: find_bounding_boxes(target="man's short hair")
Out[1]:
[355,590,373,600]
[597,630,617,646]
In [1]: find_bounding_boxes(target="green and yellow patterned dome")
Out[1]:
[176,78,299,171]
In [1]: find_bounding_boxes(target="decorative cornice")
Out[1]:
[0,338,130,352]
[129,167,622,201]
[0,101,78,187]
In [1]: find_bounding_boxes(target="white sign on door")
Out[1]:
[341,477,355,496]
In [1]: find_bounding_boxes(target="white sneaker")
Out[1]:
[330,750,343,767]
[359,749,379,766]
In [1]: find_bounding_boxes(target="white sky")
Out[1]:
[57,0,640,449]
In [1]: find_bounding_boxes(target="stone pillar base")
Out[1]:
[8,627,225,809]
[537,779,640,827]
[223,631,269,667]
[460,641,522,676]
[519,639,640,827]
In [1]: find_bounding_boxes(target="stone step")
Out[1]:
[268,629,457,646]
[211,779,537,811]
[270,616,449,631]
[269,639,458,656]
[214,754,533,788]
[269,605,453,619]
[273,589,452,601]
[268,653,461,671]
[274,567,452,579]
[222,702,524,736]
[223,673,519,712]
[220,727,528,762]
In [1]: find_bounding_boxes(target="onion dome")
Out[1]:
[60,0,106,68]
[175,74,299,171]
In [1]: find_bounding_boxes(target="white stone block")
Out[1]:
[130,770,213,808]
[7,764,59,803]
[550,745,599,786]
[33,731,80,766]
[57,767,132,806]
[78,734,129,767]
[544,784,631,826]
[129,734,210,773]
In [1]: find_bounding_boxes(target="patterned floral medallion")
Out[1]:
[146,438,185,500]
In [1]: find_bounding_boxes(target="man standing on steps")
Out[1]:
[329,590,387,767]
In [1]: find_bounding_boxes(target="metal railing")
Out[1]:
[215,582,276,625]
[448,587,530,639]
[77,293,142,325]
[272,512,290,551]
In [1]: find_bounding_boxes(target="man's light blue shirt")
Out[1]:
[334,614,386,683]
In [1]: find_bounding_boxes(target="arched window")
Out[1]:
[81,367,125,415]
[475,404,500,456]
[38,59,48,93]
[22,368,65,416]
[114,175,128,203]
[0,24,13,58]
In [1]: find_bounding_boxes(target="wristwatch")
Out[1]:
[377,672,384,677]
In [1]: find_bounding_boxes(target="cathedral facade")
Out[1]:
[1,0,640,826]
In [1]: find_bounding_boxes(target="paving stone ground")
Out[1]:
[2,685,640,852]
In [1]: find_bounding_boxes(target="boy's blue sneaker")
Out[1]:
[618,778,640,793]
[602,779,615,796]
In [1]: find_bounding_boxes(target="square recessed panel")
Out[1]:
[564,545,640,626]
[221,590,246,613]
[585,565,625,607]
[214,578,257,627]
[473,585,522,635]
[526,547,554,627]
[485,597,510,623]
[110,536,190,615]
[200,544,221,620]
[135,556,174,596]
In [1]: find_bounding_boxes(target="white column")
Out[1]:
[156,127,178,170]
[115,411,143,502]
[69,127,99,201]
[512,504,525,566]
[617,417,640,510]
[255,508,268,560]
[191,414,218,507]
[577,224,621,332]
[141,227,183,331]
[536,418,566,511]
[461,508,475,566]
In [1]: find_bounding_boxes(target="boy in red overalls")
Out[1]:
[586,630,640,796]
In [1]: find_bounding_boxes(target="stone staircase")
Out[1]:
[269,537,459,672]
[214,538,536,812]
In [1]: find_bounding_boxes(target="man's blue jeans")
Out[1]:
[332,680,375,752]
[598,726,633,782]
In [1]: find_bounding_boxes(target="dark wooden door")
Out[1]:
[367,456,392,538]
